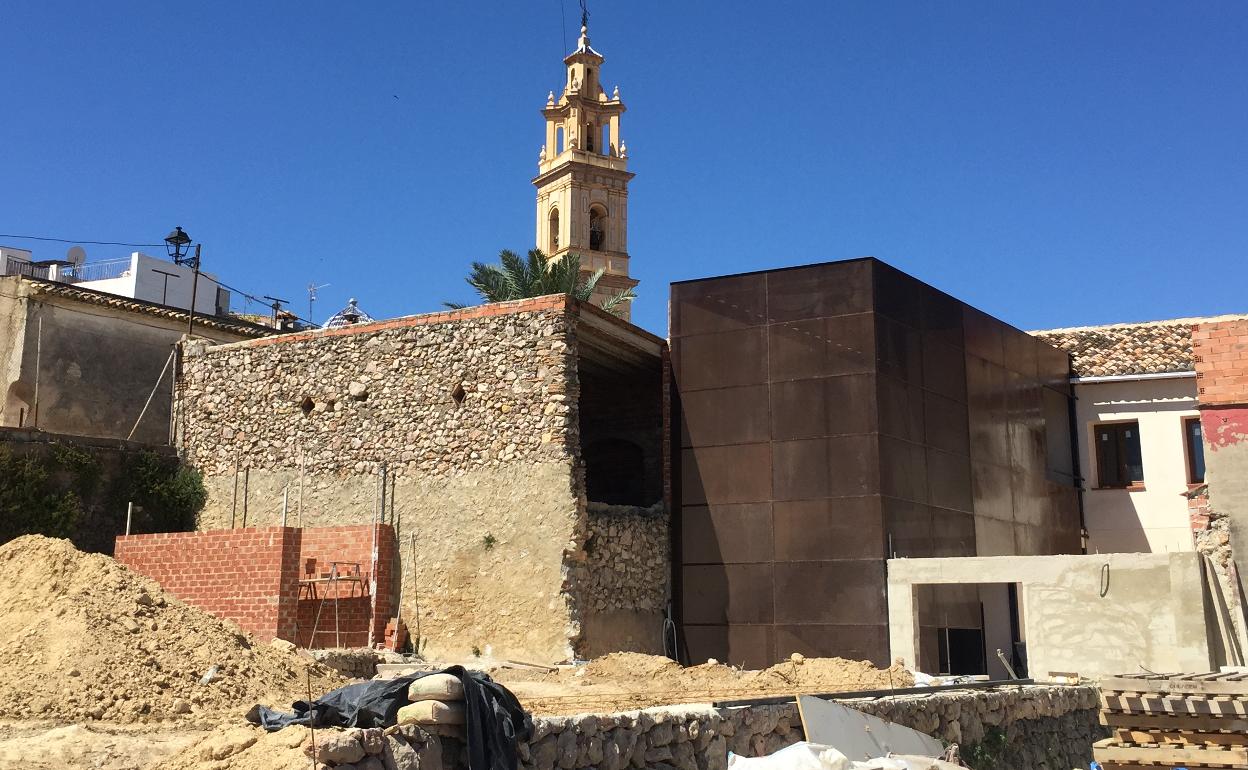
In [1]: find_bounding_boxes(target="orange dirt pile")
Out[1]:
[0,535,345,723]
[492,651,915,715]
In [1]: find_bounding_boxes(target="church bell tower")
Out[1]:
[534,17,638,318]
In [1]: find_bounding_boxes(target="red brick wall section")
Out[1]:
[1194,319,1248,407]
[115,525,397,648]
[114,527,300,641]
[295,524,397,649]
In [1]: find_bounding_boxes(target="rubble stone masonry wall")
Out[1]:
[581,502,671,656]
[513,686,1101,770]
[314,685,1102,770]
[177,297,592,663]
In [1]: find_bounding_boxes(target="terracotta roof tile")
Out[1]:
[20,276,275,338]
[1031,314,1248,378]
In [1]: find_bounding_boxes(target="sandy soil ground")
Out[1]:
[489,652,915,715]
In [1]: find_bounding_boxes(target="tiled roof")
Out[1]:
[1031,315,1248,378]
[19,276,275,338]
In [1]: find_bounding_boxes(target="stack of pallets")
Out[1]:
[1095,672,1248,769]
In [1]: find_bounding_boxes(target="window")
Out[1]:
[1185,417,1206,484]
[586,124,596,152]
[1094,421,1144,488]
[548,208,560,252]
[589,206,607,251]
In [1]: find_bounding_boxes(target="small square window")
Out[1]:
[1094,421,1144,488]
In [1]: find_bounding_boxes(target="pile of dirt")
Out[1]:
[0,535,345,723]
[156,725,312,770]
[492,652,916,715]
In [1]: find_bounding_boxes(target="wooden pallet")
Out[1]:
[1102,672,1248,697]
[1096,672,1248,768]
[1093,738,1248,768]
[1103,691,1248,718]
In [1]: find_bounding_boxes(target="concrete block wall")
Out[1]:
[115,524,396,647]
[114,527,301,640]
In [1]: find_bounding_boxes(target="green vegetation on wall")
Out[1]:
[0,441,205,547]
[0,444,85,541]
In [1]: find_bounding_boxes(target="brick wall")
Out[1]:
[296,524,396,649]
[114,527,300,640]
[1194,319,1248,407]
[115,524,397,648]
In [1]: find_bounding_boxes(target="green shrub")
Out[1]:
[109,450,206,533]
[0,445,85,541]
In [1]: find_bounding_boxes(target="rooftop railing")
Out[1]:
[58,258,133,283]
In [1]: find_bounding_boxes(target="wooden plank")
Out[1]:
[1100,711,1248,733]
[1102,675,1248,697]
[1112,728,1248,747]
[1093,741,1248,765]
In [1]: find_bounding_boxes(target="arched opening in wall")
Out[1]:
[585,123,596,153]
[300,396,314,416]
[589,205,607,251]
[556,126,565,154]
[548,208,560,253]
[584,438,645,505]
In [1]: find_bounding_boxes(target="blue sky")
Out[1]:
[1,1,1244,336]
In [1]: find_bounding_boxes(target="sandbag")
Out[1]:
[398,699,467,726]
[408,672,465,702]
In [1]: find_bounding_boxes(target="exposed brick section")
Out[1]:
[114,527,300,641]
[1194,319,1248,406]
[115,524,397,648]
[1190,488,1212,534]
[297,524,396,649]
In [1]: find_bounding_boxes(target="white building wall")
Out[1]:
[77,253,225,315]
[1075,376,1199,554]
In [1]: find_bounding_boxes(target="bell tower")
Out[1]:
[534,17,638,318]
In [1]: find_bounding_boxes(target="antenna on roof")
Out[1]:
[65,246,86,266]
[308,282,331,323]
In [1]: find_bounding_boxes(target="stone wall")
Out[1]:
[511,686,1101,770]
[0,427,186,554]
[581,502,670,657]
[177,297,590,663]
[312,685,1102,770]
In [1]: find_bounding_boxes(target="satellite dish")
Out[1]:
[66,246,86,266]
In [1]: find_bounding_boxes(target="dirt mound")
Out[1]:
[0,535,344,723]
[156,725,311,770]
[492,652,915,715]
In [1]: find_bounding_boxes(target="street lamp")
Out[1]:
[164,227,193,265]
[164,226,202,337]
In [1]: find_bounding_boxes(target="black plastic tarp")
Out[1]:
[248,666,531,770]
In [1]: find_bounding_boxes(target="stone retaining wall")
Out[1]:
[314,685,1102,770]
[513,686,1101,770]
[580,502,670,657]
